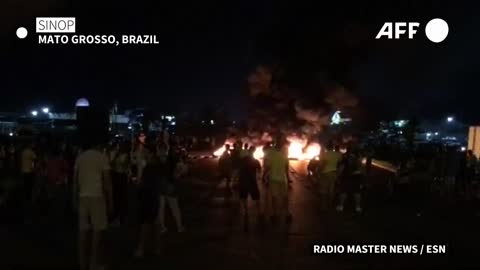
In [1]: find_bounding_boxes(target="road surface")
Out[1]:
[0,158,479,269]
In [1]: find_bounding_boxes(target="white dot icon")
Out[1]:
[16,27,28,39]
[425,18,449,43]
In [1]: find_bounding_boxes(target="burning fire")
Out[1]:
[213,144,265,160]
[287,137,321,160]
[253,146,264,160]
[303,143,321,160]
[213,140,234,157]
[213,138,320,160]
[213,146,228,157]
[288,141,304,159]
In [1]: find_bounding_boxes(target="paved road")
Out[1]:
[1,158,479,269]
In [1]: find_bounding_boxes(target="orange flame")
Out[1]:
[288,140,305,159]
[303,143,321,160]
[253,146,264,160]
[214,138,320,160]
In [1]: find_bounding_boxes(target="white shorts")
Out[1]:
[79,196,107,232]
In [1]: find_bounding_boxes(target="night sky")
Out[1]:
[1,1,479,123]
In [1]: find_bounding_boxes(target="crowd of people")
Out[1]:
[217,139,480,223]
[308,143,480,215]
[0,133,190,270]
[2,133,480,270]
[0,139,78,219]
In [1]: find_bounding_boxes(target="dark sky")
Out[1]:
[1,1,479,122]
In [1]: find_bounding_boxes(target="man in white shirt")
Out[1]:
[74,144,112,270]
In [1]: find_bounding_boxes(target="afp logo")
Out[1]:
[376,18,449,43]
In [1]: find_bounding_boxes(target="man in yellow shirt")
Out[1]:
[318,144,342,210]
[264,142,291,223]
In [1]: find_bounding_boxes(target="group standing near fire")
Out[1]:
[1,131,480,270]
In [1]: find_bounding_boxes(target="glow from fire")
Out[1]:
[213,141,234,157]
[253,146,264,160]
[213,147,226,157]
[288,141,305,159]
[214,136,320,160]
[303,143,321,160]
[286,136,321,160]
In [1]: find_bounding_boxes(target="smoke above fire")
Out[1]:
[247,65,358,138]
[214,64,358,160]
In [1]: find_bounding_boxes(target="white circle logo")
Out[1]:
[425,18,449,43]
[16,27,28,39]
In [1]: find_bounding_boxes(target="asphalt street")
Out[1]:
[0,158,479,269]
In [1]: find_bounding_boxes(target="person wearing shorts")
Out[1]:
[238,146,262,225]
[74,144,112,270]
[156,147,185,234]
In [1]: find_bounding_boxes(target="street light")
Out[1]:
[447,116,454,123]
[42,107,49,113]
[31,110,38,116]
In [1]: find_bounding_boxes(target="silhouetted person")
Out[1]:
[20,142,37,211]
[336,146,363,213]
[219,144,233,191]
[111,142,130,225]
[465,150,477,199]
[238,146,262,227]
[230,142,242,191]
[157,147,185,233]
[135,146,163,257]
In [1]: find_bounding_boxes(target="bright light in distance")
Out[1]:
[171,121,176,126]
[210,120,215,125]
[128,126,132,130]
[331,111,342,125]
[42,107,49,113]
[426,133,432,137]
[435,132,439,136]
[394,120,406,127]
[461,147,467,152]
[9,132,13,137]
[447,117,454,122]
[31,110,38,116]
